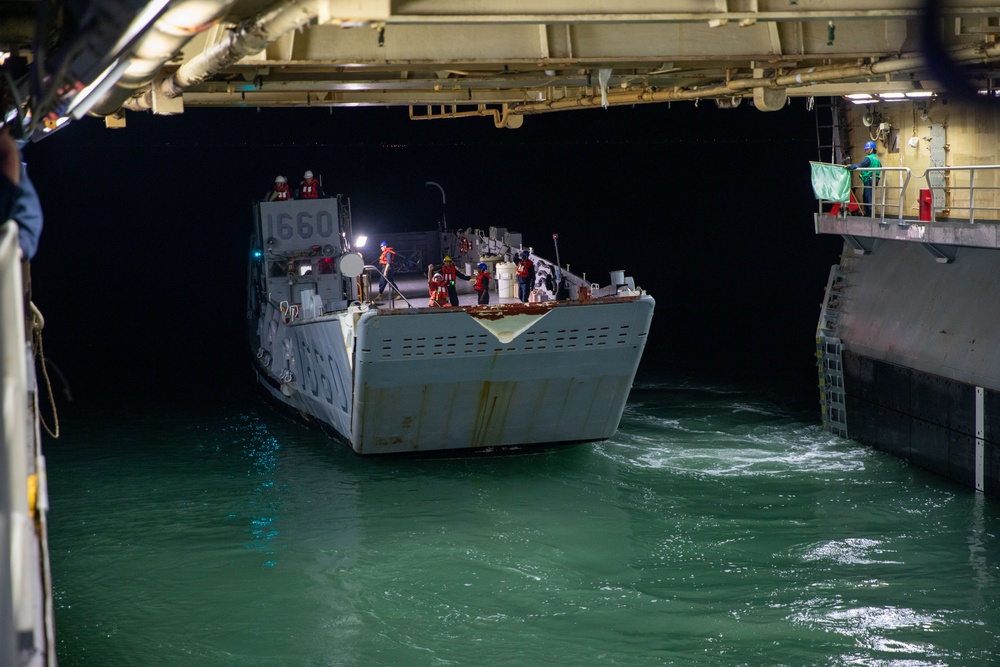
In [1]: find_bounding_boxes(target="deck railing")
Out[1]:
[923,165,1000,224]
[816,164,1000,225]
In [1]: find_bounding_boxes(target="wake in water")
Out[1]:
[601,377,874,478]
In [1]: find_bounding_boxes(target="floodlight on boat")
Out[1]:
[355,235,368,247]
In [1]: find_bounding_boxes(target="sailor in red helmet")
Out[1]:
[268,175,290,201]
[473,262,491,305]
[296,170,324,199]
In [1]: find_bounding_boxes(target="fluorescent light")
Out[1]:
[906,91,935,98]
[845,93,873,100]
[879,92,906,100]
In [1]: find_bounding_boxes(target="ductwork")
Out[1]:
[87,0,243,117]
[122,0,324,112]
[512,41,1000,115]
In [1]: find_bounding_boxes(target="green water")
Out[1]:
[45,378,1000,666]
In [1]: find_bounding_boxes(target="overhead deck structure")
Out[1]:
[1,1,999,130]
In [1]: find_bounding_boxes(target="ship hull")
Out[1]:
[818,240,1000,495]
[252,296,654,454]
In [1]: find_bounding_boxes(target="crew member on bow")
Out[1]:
[376,241,400,300]
[473,262,491,305]
[515,251,536,303]
[428,272,450,307]
[439,255,470,307]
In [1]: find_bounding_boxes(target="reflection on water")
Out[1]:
[45,378,1000,666]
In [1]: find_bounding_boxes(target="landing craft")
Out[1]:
[247,195,654,454]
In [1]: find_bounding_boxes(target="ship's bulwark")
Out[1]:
[833,241,1000,495]
[352,297,654,453]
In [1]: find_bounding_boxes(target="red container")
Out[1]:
[919,188,933,221]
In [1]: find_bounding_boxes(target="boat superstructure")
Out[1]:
[248,196,654,454]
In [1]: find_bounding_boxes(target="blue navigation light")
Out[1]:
[252,249,263,259]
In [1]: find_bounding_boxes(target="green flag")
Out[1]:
[810,162,851,203]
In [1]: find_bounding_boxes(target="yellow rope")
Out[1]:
[29,301,59,439]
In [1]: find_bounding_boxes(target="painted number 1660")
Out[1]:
[266,210,337,240]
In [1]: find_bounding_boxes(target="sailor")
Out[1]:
[268,175,290,201]
[515,251,535,303]
[376,241,400,300]
[428,272,450,307]
[296,170,324,199]
[473,262,491,305]
[847,141,881,217]
[439,255,470,307]
[0,130,42,260]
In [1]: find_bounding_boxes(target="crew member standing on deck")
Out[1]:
[268,175,290,201]
[474,262,491,305]
[439,255,470,307]
[515,251,536,303]
[428,272,450,307]
[848,141,881,217]
[376,241,400,300]
[296,170,324,199]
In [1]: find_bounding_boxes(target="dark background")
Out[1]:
[21,100,843,411]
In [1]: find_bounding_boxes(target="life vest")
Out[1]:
[860,154,882,185]
[379,247,395,266]
[516,259,533,279]
[474,271,490,292]
[428,279,449,306]
[300,179,319,198]
[441,263,457,283]
[272,183,289,201]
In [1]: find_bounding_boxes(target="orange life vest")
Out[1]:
[516,259,533,279]
[300,179,318,199]
[428,278,449,306]
[379,247,395,266]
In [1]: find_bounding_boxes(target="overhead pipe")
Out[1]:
[87,0,241,117]
[124,0,325,112]
[512,41,1000,115]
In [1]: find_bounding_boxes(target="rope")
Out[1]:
[29,301,59,439]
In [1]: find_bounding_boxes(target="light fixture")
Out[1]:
[354,235,368,247]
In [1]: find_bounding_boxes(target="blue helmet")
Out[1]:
[380,241,387,247]
[864,141,876,151]
[477,262,487,270]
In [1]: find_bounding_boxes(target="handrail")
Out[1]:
[924,165,1000,225]
[363,264,410,307]
[816,164,1000,226]
[870,167,912,226]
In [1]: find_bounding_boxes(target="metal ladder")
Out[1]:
[816,264,848,437]
[813,96,848,164]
